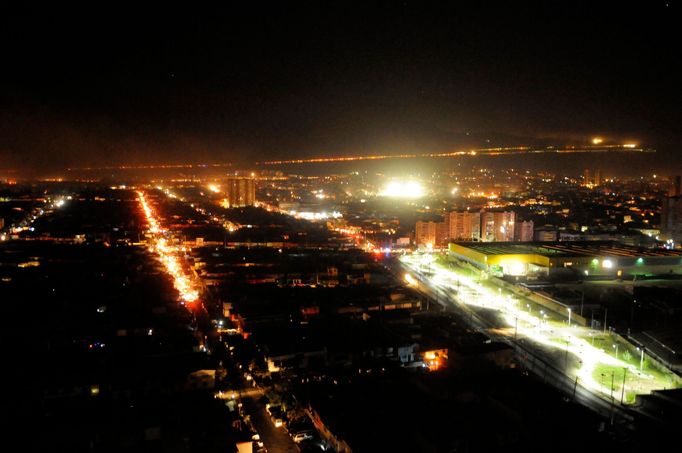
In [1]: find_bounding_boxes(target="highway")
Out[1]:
[397,253,639,423]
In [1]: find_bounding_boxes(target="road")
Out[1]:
[240,386,300,453]
[396,254,636,423]
[223,353,299,453]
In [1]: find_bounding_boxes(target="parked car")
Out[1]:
[292,431,314,443]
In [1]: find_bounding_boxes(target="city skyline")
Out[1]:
[5,4,682,452]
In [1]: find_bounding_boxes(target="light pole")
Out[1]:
[637,347,644,371]
[620,368,628,404]
[612,343,619,359]
[568,308,572,326]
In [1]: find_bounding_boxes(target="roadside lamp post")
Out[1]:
[637,347,644,371]
[613,344,619,359]
[620,368,628,405]
[568,308,571,326]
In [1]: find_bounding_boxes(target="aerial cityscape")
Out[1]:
[3,3,682,453]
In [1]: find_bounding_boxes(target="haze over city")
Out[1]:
[4,3,682,453]
[1,2,681,175]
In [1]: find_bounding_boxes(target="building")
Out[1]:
[448,241,682,279]
[514,220,534,242]
[534,228,558,242]
[661,197,682,246]
[594,169,602,187]
[661,176,682,247]
[481,210,515,242]
[224,177,256,207]
[444,210,481,241]
[415,221,447,247]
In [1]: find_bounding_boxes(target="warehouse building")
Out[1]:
[448,241,682,279]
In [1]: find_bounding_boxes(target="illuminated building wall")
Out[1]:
[224,177,256,207]
[445,211,481,241]
[481,210,515,242]
[449,242,682,278]
[415,221,447,247]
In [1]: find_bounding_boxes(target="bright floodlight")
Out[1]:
[592,137,603,145]
[379,180,425,198]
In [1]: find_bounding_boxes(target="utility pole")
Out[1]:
[620,368,628,404]
[603,308,608,334]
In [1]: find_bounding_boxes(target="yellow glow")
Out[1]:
[208,184,221,193]
[623,143,637,148]
[379,180,425,198]
[592,137,603,145]
[501,259,525,276]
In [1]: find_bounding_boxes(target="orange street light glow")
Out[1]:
[137,191,200,304]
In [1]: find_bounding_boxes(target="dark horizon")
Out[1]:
[1,2,681,174]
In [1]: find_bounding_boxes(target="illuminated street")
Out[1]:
[401,252,680,405]
[137,190,200,305]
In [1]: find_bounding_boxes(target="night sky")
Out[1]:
[1,2,681,173]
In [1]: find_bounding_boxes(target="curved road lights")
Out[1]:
[400,253,678,403]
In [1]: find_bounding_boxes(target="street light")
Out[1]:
[568,308,571,326]
[637,347,644,370]
[612,343,619,359]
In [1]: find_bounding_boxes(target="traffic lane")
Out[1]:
[241,391,299,453]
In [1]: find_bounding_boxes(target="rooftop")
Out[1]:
[451,241,682,259]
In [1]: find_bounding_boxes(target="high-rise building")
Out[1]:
[514,220,534,242]
[224,177,256,207]
[594,169,602,187]
[661,176,682,246]
[481,211,515,242]
[415,221,447,247]
[444,210,481,241]
[481,210,515,242]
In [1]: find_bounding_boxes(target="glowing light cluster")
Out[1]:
[137,191,199,304]
[379,180,425,198]
[289,210,342,220]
